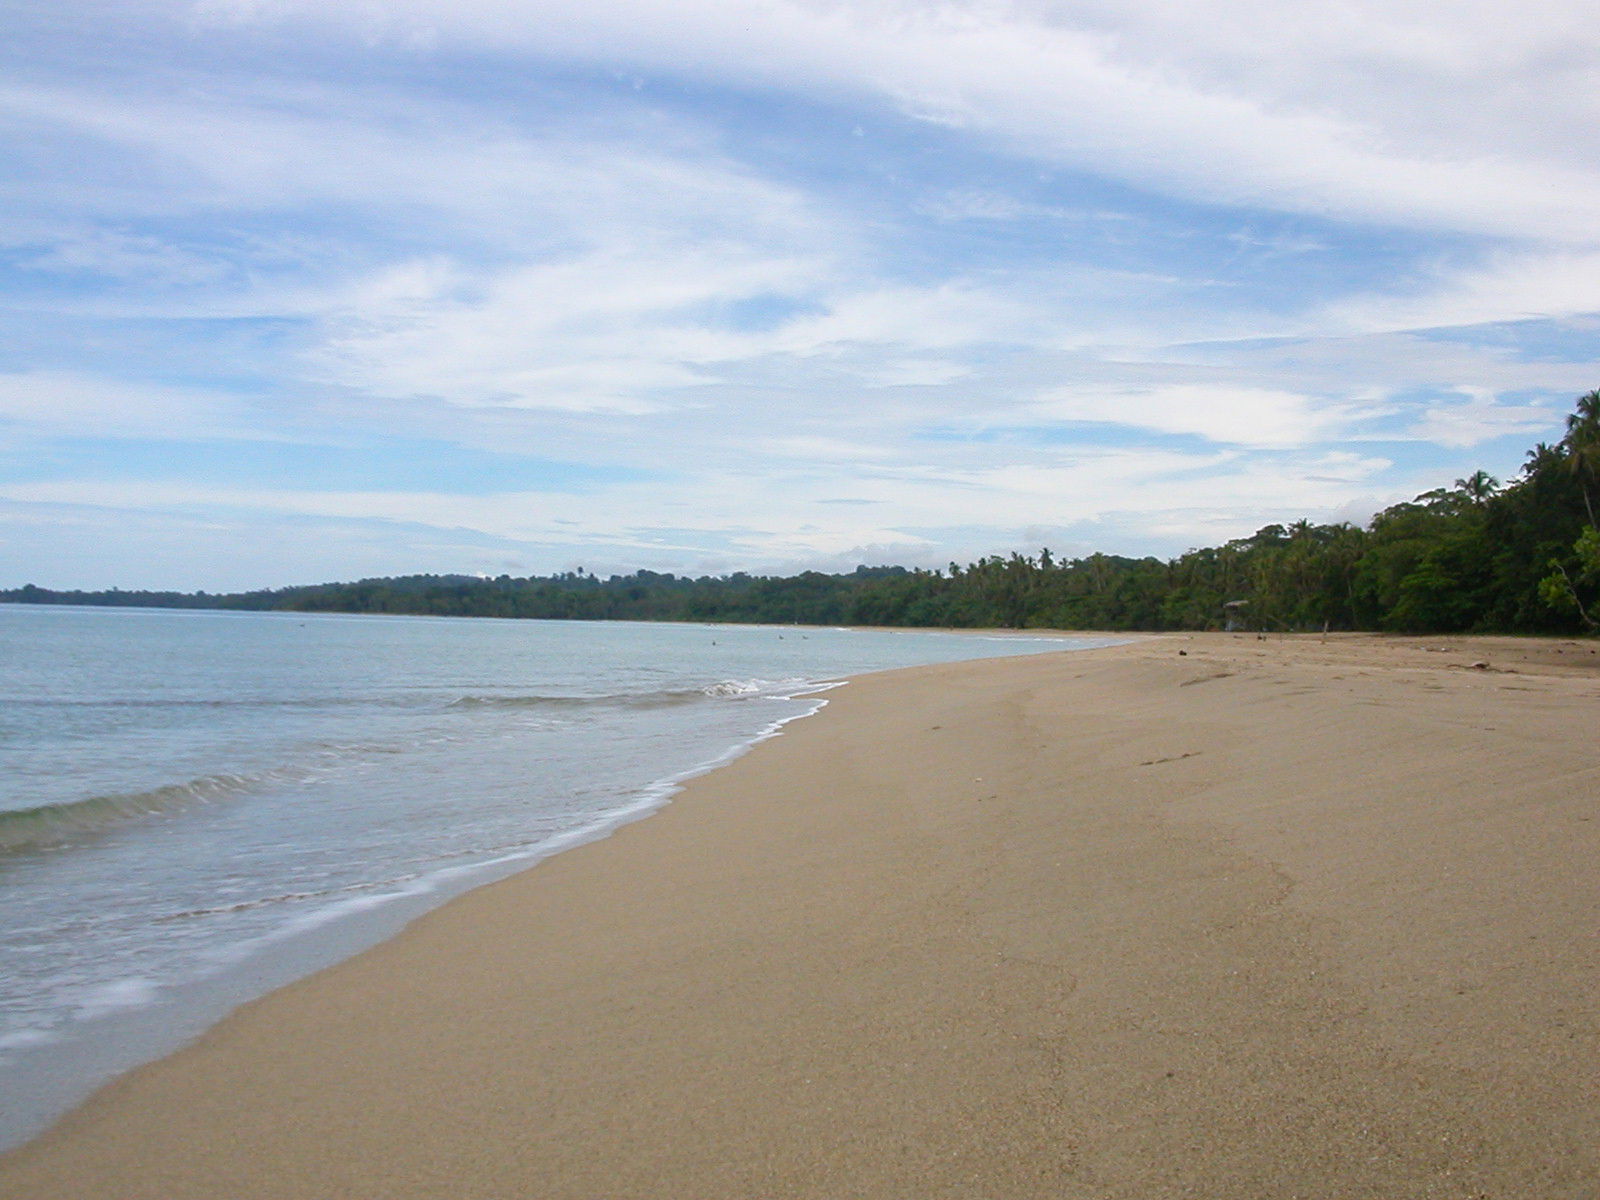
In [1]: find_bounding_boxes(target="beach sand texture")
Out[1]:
[2,633,1597,1198]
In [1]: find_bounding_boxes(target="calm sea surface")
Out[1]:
[0,605,1118,1148]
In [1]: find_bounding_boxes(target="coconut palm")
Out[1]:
[1563,389,1600,528]
[1454,469,1500,505]
[1522,441,1563,479]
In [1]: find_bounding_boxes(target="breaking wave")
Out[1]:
[446,678,820,711]
[0,771,286,855]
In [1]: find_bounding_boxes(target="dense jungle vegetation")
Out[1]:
[9,391,1599,635]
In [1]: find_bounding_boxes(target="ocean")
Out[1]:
[0,604,1117,1149]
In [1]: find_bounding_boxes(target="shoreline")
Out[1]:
[3,632,1598,1197]
[0,625,1123,1156]
[0,677,830,1158]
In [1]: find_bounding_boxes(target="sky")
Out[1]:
[2,0,1597,591]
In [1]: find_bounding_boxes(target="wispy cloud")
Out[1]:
[1326,248,1600,334]
[0,0,1594,588]
[0,371,267,441]
[193,0,1600,241]
[1026,385,1339,450]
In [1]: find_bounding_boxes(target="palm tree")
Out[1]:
[1563,389,1600,529]
[1522,441,1563,479]
[1454,469,1500,505]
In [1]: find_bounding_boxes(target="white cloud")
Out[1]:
[306,244,1137,416]
[917,189,1127,224]
[0,371,260,440]
[763,282,1047,356]
[9,226,229,286]
[1027,384,1334,448]
[0,75,815,248]
[308,244,832,411]
[1326,248,1600,334]
[195,0,1600,243]
[1165,328,1595,417]
[757,435,899,464]
[1408,389,1565,449]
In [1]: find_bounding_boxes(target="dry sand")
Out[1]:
[2,633,1598,1198]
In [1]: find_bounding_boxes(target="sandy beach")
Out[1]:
[2,632,1597,1198]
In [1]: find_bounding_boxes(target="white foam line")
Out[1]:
[191,684,846,970]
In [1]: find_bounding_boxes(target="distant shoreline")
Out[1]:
[8,390,1600,646]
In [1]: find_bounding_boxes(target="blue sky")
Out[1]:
[2,0,1597,590]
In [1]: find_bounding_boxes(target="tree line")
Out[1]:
[7,391,1599,635]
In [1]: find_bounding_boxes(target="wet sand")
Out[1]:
[3,633,1598,1198]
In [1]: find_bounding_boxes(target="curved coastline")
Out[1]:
[3,633,1598,1197]
[0,678,843,1155]
[3,624,1126,1152]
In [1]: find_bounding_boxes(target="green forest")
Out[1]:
[8,391,1600,635]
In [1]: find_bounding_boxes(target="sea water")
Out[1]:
[0,605,1117,1148]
